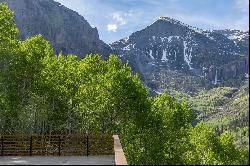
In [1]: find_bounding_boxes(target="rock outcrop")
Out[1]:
[1,0,112,58]
[206,56,249,85]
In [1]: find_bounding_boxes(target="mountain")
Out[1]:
[1,0,248,94]
[111,17,249,94]
[0,0,112,58]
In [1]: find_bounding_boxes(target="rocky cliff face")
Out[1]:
[206,56,249,85]
[111,17,249,92]
[0,0,112,58]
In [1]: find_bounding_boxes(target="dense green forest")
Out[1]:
[171,83,249,147]
[0,3,249,165]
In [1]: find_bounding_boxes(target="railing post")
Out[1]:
[1,136,3,156]
[30,136,33,156]
[58,136,61,156]
[86,135,89,156]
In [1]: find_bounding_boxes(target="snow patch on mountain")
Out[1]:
[149,50,154,59]
[168,36,181,42]
[245,73,249,79]
[203,31,215,40]
[192,28,203,34]
[174,50,177,61]
[161,49,168,61]
[214,29,249,42]
[124,36,129,42]
[122,44,132,50]
[183,41,193,69]
[160,37,167,42]
[227,33,247,41]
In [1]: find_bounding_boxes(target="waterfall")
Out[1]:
[214,69,218,85]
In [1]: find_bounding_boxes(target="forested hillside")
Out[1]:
[0,3,249,165]
[171,81,249,148]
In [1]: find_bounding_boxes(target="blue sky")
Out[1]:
[55,0,249,44]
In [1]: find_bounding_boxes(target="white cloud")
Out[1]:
[112,12,127,25]
[106,12,131,33]
[107,24,118,32]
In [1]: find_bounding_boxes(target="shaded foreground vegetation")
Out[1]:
[0,3,248,165]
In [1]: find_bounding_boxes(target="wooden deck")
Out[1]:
[0,156,115,165]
